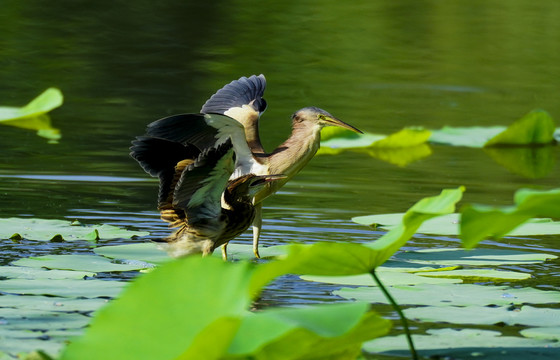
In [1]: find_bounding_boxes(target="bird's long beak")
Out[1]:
[324,116,363,134]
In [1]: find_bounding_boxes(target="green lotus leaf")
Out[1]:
[416,268,531,281]
[429,126,505,147]
[0,88,63,141]
[0,278,125,298]
[0,217,149,241]
[12,254,153,272]
[485,109,556,146]
[393,248,556,266]
[428,110,556,148]
[59,257,256,360]
[0,266,95,279]
[0,308,90,330]
[0,88,63,122]
[520,327,560,341]
[363,328,559,359]
[0,294,108,312]
[405,305,560,327]
[225,302,390,360]
[319,127,432,164]
[353,212,560,237]
[335,283,560,307]
[93,243,171,264]
[461,188,560,248]
[301,270,461,287]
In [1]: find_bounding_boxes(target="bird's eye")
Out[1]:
[318,114,326,120]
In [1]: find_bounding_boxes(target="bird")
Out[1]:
[200,75,363,257]
[130,135,285,259]
[132,74,362,258]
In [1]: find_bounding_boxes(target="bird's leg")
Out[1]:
[252,203,263,258]
[221,242,229,261]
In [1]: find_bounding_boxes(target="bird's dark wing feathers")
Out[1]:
[145,113,220,150]
[130,136,200,207]
[173,138,235,223]
[201,74,267,115]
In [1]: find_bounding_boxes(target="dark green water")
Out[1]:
[1,0,560,357]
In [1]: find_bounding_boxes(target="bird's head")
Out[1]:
[228,174,287,199]
[291,107,362,134]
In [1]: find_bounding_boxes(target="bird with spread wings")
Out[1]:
[131,74,361,259]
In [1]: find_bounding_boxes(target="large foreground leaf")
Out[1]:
[60,256,391,360]
[60,257,255,360]
[225,302,390,360]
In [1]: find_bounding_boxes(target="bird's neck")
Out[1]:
[244,121,266,158]
[269,120,322,176]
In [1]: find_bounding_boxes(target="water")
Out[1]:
[1,0,560,356]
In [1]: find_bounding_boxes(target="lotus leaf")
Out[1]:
[405,305,560,327]
[12,254,153,272]
[363,328,560,359]
[0,217,149,241]
[0,88,63,141]
[335,283,560,307]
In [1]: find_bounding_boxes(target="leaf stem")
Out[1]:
[370,269,418,360]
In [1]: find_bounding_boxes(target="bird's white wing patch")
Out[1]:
[203,114,267,177]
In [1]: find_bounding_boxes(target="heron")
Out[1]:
[200,75,363,257]
[130,136,285,258]
[133,74,362,258]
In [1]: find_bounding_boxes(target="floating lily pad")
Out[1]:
[0,88,63,141]
[0,266,95,280]
[418,268,531,281]
[0,278,126,298]
[393,248,557,266]
[428,109,557,148]
[301,271,461,287]
[405,305,560,327]
[12,254,153,272]
[0,307,90,330]
[520,327,560,341]
[0,294,108,312]
[0,217,149,241]
[352,212,560,237]
[335,283,560,307]
[363,328,560,359]
[429,126,505,148]
[319,127,432,165]
[93,243,170,264]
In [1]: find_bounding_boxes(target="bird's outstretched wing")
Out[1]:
[130,136,199,209]
[201,74,267,117]
[143,113,264,178]
[173,139,235,224]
